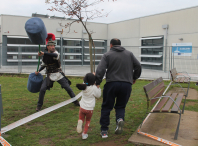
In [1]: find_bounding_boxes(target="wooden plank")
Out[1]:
[172,68,177,73]
[150,98,158,106]
[172,74,177,80]
[161,93,177,112]
[171,93,184,113]
[150,88,165,106]
[147,82,164,99]
[144,77,163,93]
[177,73,187,76]
[170,68,177,81]
[184,78,190,83]
[175,77,181,83]
[153,93,171,112]
[179,77,185,83]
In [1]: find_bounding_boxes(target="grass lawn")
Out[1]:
[0,74,198,146]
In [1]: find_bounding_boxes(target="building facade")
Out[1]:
[0,14,108,66]
[1,6,198,73]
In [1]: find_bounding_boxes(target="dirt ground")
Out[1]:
[91,138,129,146]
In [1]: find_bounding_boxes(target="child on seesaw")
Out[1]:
[76,73,101,139]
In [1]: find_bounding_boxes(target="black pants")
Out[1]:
[100,81,132,131]
[37,77,75,107]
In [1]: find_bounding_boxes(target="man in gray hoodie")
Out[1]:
[95,38,142,138]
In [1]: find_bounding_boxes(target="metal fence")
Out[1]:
[0,84,2,133]
[0,45,198,81]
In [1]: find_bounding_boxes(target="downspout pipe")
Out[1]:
[162,24,169,72]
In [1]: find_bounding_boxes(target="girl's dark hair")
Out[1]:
[76,73,96,90]
[76,84,87,90]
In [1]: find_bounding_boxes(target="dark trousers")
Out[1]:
[100,81,132,131]
[37,77,75,107]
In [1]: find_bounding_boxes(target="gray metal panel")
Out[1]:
[0,46,1,68]
[0,85,1,131]
[0,113,1,130]
[2,35,7,66]
[82,39,84,66]
[0,84,3,116]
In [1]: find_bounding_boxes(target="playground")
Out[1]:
[0,74,198,146]
[1,1,198,145]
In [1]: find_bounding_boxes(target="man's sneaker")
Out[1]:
[73,100,80,106]
[115,118,124,134]
[195,82,198,86]
[77,120,83,133]
[36,106,42,112]
[100,131,108,138]
[82,133,88,139]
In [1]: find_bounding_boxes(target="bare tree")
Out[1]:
[46,0,116,73]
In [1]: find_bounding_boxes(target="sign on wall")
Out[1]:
[172,43,192,56]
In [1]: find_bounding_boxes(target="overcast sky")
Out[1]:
[1,0,198,23]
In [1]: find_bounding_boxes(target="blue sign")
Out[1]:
[172,43,192,56]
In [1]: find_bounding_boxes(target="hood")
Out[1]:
[111,45,125,52]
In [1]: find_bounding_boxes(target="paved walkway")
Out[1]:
[129,110,198,146]
[128,88,198,146]
[1,65,198,81]
[0,65,170,79]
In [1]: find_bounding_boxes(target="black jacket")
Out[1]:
[95,45,142,85]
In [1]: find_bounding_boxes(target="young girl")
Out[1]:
[76,73,101,139]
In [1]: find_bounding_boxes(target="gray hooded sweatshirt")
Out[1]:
[95,45,142,85]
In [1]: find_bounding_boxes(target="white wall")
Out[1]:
[107,6,198,73]
[107,18,141,54]
[82,22,108,40]
[1,15,108,40]
[2,6,198,72]
[139,6,198,46]
[108,18,140,45]
[107,6,198,46]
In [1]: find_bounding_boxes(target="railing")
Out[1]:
[0,84,3,132]
[0,45,198,80]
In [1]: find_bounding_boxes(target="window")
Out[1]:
[140,36,164,70]
[7,38,34,45]
[84,41,104,47]
[65,48,81,53]
[63,40,82,46]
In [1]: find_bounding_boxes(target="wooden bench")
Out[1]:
[139,77,185,140]
[170,68,190,114]
[170,68,190,97]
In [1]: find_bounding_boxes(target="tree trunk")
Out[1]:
[94,46,95,72]
[89,35,93,73]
